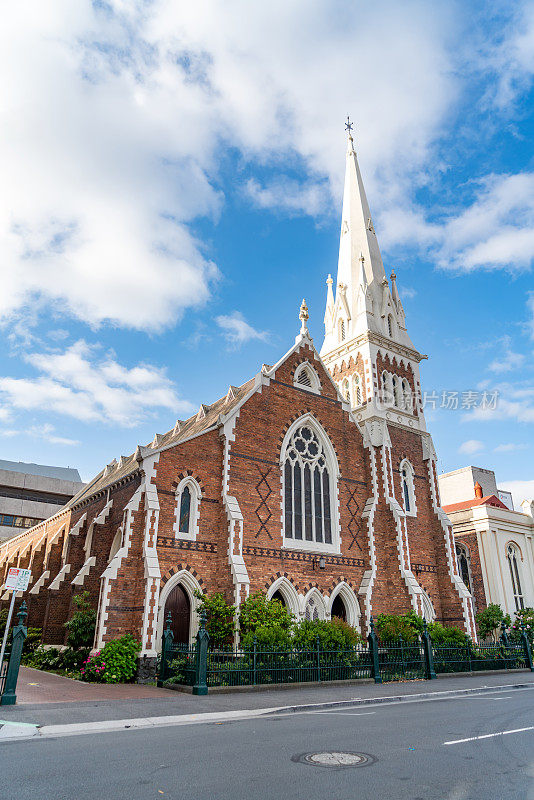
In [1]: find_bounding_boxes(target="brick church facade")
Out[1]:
[0,129,476,662]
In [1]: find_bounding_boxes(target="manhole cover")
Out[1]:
[292,751,375,768]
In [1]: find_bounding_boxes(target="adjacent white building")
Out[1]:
[0,460,85,542]
[439,466,534,619]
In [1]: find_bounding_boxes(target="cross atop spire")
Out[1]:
[345,116,353,135]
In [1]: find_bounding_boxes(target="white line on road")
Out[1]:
[444,726,534,745]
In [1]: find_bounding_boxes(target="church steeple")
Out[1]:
[320,120,426,431]
[321,120,416,356]
[336,118,386,294]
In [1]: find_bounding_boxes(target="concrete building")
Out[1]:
[439,466,534,619]
[0,460,85,543]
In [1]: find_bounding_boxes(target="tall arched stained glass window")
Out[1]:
[179,485,191,534]
[507,543,524,611]
[456,542,472,594]
[283,424,334,546]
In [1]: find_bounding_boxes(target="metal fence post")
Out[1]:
[157,611,174,687]
[421,619,437,680]
[500,620,510,647]
[1,602,28,706]
[316,636,322,682]
[193,610,210,695]
[367,616,382,684]
[520,621,534,672]
[253,636,257,685]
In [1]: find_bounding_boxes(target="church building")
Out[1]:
[0,127,476,666]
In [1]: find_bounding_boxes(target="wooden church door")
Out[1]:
[165,584,191,644]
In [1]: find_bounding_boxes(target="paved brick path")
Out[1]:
[15,667,175,704]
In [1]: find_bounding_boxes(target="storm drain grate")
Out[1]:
[292,751,376,768]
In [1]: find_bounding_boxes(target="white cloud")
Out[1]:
[459,439,484,455]
[400,287,417,300]
[30,423,80,447]
[486,3,534,110]
[488,336,526,373]
[216,312,268,347]
[499,479,534,510]
[466,379,534,424]
[0,0,468,331]
[245,178,331,217]
[493,442,528,453]
[527,292,534,338]
[0,340,193,427]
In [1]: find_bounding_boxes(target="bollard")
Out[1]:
[1,602,28,706]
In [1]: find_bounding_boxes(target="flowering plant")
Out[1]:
[79,634,141,683]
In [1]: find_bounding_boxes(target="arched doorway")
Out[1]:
[331,593,347,622]
[271,590,286,607]
[164,584,190,644]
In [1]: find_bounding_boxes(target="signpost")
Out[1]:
[0,568,31,669]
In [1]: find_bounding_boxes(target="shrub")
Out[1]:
[80,634,141,683]
[194,591,235,648]
[239,593,294,639]
[374,612,422,642]
[476,604,511,641]
[26,646,63,671]
[64,592,97,650]
[293,618,362,650]
[510,608,534,644]
[427,621,470,645]
[241,624,293,649]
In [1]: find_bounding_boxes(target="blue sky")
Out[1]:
[0,1,533,506]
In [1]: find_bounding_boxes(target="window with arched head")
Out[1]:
[339,319,346,342]
[507,543,524,611]
[294,362,321,395]
[282,417,339,552]
[400,459,416,516]
[401,378,412,412]
[352,374,362,406]
[173,477,202,540]
[455,542,472,594]
[387,314,394,338]
[341,378,350,402]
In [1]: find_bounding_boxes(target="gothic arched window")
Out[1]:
[387,314,393,338]
[352,374,362,406]
[400,459,416,516]
[294,362,321,395]
[507,543,524,611]
[456,542,472,594]
[392,375,398,407]
[174,478,201,540]
[401,378,411,412]
[339,319,346,342]
[341,378,350,402]
[283,420,338,551]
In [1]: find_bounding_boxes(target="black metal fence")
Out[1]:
[0,601,28,705]
[158,614,534,694]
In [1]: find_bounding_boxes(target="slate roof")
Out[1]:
[67,375,257,508]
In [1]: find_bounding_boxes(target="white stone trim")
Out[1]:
[266,576,300,619]
[71,557,96,587]
[293,360,322,395]
[29,570,50,595]
[48,563,71,591]
[156,569,202,649]
[328,581,362,630]
[172,476,202,541]
[280,413,341,555]
[302,587,327,620]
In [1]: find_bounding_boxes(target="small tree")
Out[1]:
[475,603,511,641]
[238,593,295,649]
[64,592,97,650]
[193,590,235,648]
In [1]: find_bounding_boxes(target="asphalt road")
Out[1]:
[1,688,533,800]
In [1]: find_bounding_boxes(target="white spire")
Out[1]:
[337,123,386,293]
[321,120,416,354]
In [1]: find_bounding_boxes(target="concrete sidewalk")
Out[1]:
[2,667,534,729]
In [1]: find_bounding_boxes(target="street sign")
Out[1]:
[5,568,31,592]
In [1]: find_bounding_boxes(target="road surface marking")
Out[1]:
[444,726,534,745]
[306,711,376,716]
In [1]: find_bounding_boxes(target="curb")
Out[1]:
[269,682,534,715]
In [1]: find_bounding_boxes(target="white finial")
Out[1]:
[299,298,309,335]
[326,273,333,286]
